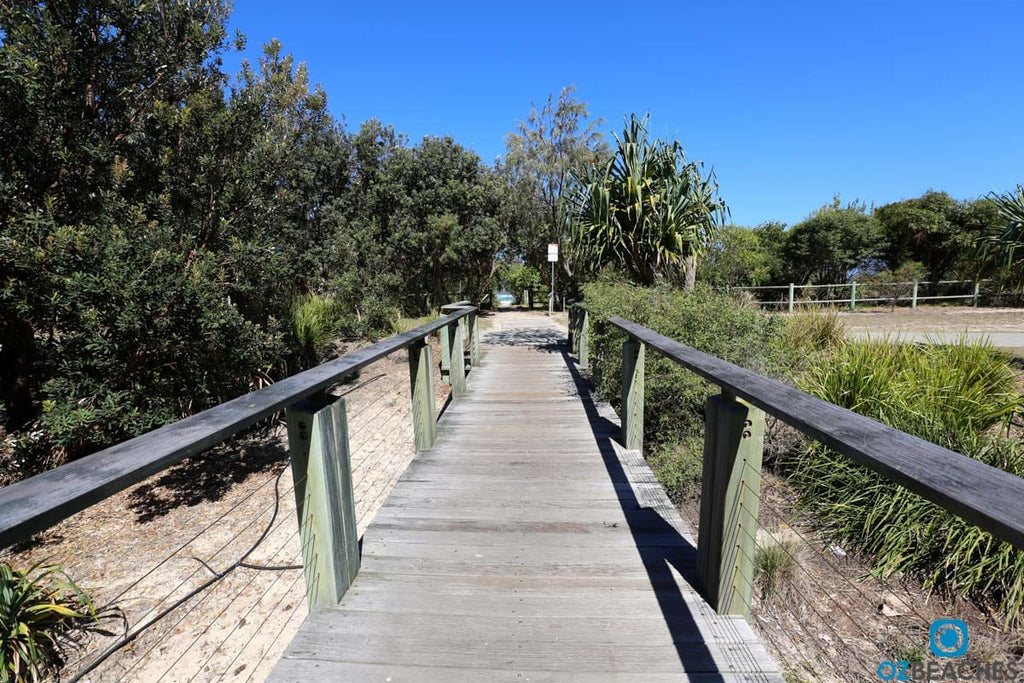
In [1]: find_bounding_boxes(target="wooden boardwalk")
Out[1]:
[270,314,781,682]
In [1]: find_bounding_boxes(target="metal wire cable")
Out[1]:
[69,468,304,682]
[743,460,935,627]
[115,477,307,683]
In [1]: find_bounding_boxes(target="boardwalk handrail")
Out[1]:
[604,314,1024,550]
[0,305,478,549]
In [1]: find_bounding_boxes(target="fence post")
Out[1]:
[850,281,857,311]
[787,283,794,313]
[568,307,576,351]
[286,394,360,609]
[448,321,466,399]
[911,281,918,309]
[408,339,437,451]
[469,310,481,367]
[697,391,765,617]
[621,339,644,451]
[579,310,590,371]
[438,316,452,386]
[973,282,980,308]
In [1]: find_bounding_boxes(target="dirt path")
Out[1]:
[840,307,1024,353]
[2,338,452,682]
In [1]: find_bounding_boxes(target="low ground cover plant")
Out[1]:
[0,562,98,682]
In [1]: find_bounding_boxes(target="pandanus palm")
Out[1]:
[982,185,1024,282]
[568,114,727,287]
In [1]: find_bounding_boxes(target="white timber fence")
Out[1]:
[727,279,990,312]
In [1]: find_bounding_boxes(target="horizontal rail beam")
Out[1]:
[0,307,476,548]
[605,315,1024,550]
[731,279,987,292]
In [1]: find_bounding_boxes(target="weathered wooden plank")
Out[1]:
[271,315,780,681]
[277,630,770,673]
[362,527,691,549]
[270,659,784,683]
[295,609,759,644]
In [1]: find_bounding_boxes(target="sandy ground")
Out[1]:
[2,335,455,682]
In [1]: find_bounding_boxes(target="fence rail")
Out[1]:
[0,305,479,549]
[728,279,987,311]
[569,302,1024,617]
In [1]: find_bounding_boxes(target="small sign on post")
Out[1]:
[547,243,559,315]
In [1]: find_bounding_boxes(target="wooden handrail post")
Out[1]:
[409,340,437,451]
[438,315,452,386]
[469,310,481,367]
[568,307,576,351]
[621,339,644,451]
[286,394,360,609]
[448,321,466,399]
[579,310,590,370]
[697,391,765,617]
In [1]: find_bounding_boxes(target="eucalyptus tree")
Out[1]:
[501,86,607,279]
[568,114,727,288]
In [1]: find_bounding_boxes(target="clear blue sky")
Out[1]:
[224,0,1023,228]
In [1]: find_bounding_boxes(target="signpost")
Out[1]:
[547,243,558,315]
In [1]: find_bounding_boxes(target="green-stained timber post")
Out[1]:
[286,394,360,609]
[621,339,644,451]
[469,310,481,366]
[448,320,466,399]
[438,318,452,386]
[579,310,590,370]
[696,391,765,617]
[408,340,437,451]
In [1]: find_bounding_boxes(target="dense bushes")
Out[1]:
[0,4,507,478]
[795,338,1024,623]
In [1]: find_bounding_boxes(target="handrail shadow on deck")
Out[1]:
[553,338,727,681]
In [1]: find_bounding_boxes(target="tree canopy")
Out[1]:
[499,86,607,283]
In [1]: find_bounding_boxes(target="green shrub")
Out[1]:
[647,437,704,502]
[582,278,787,494]
[793,337,1024,623]
[0,562,97,682]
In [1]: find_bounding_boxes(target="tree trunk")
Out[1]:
[684,253,697,290]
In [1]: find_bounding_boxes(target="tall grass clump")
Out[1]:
[793,337,1024,623]
[784,309,845,359]
[290,293,344,369]
[582,277,787,498]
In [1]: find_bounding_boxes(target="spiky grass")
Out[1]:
[755,530,802,600]
[792,337,1024,624]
